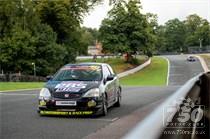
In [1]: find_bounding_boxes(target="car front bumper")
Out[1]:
[38,97,103,116]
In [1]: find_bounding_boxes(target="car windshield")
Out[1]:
[52,65,102,81]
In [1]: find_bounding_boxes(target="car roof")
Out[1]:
[65,62,108,67]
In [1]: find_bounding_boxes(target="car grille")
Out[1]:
[53,92,82,99]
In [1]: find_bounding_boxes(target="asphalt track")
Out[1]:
[0,55,204,139]
[165,55,204,86]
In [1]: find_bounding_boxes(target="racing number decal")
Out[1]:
[55,82,87,92]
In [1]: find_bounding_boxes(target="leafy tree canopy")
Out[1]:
[0,0,102,76]
[99,0,155,57]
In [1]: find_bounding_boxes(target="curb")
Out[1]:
[194,55,209,72]
[117,58,151,78]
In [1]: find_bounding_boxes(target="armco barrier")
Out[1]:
[123,72,210,139]
[117,58,151,78]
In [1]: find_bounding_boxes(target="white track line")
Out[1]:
[91,117,119,122]
[160,56,170,86]
[0,88,41,93]
[0,93,37,96]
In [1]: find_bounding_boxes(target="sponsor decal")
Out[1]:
[55,81,87,92]
[40,111,93,115]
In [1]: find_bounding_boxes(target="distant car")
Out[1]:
[187,56,196,62]
[38,63,121,116]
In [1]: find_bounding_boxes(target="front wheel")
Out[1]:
[114,90,121,107]
[101,95,108,116]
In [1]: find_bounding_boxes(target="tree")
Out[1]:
[0,0,103,76]
[37,0,103,63]
[184,14,210,47]
[145,13,158,56]
[99,1,128,54]
[83,27,99,45]
[33,24,67,76]
[99,0,154,59]
[164,18,186,52]
[0,0,17,38]
[0,27,36,73]
[155,14,210,53]
[155,25,167,53]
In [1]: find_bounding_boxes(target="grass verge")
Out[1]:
[0,56,148,91]
[0,82,45,91]
[77,56,147,74]
[120,57,168,86]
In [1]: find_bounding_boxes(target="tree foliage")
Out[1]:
[1,0,209,76]
[156,14,210,53]
[99,0,156,57]
[0,0,102,76]
[164,18,186,52]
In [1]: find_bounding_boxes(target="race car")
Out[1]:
[187,56,196,62]
[38,63,121,116]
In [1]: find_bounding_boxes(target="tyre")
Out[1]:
[101,95,108,116]
[114,90,121,107]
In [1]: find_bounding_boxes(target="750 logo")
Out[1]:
[163,97,205,128]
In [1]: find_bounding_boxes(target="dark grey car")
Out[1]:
[38,63,122,116]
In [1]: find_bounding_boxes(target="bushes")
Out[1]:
[0,25,71,76]
[0,0,101,77]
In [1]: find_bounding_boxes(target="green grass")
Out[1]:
[120,57,168,86]
[0,82,45,91]
[77,56,147,74]
[0,56,150,91]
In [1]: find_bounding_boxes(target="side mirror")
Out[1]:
[106,74,115,81]
[46,75,53,81]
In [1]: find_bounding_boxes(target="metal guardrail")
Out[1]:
[117,58,151,78]
[123,72,210,139]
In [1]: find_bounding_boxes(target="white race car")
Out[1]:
[187,56,196,62]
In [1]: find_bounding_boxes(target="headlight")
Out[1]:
[39,88,51,100]
[83,88,100,98]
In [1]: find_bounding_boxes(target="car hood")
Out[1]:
[45,80,101,95]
